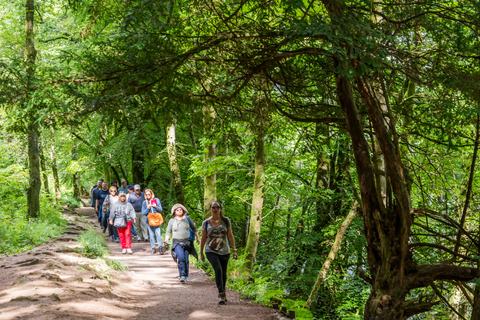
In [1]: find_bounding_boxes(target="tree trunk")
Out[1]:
[39,141,49,194]
[72,146,81,200]
[50,131,61,203]
[203,105,216,218]
[132,147,144,186]
[25,0,40,219]
[244,119,266,275]
[307,202,358,309]
[166,120,186,205]
[27,121,41,218]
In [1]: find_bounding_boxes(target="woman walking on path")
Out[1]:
[103,186,120,242]
[142,189,164,254]
[109,192,136,254]
[164,204,200,283]
[200,200,238,305]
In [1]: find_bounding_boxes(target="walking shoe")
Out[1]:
[122,249,127,254]
[185,276,189,282]
[126,249,133,254]
[102,228,106,233]
[159,247,164,255]
[137,236,141,242]
[218,292,226,305]
[144,238,149,242]
[110,235,115,242]
[179,276,185,283]
[116,238,120,243]
[151,248,156,254]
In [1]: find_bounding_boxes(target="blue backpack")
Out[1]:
[186,215,195,242]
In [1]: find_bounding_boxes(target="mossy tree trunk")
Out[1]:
[244,110,266,275]
[166,120,186,205]
[39,141,49,194]
[72,146,81,200]
[25,0,40,219]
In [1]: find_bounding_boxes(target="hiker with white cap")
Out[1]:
[165,203,200,282]
[128,184,148,241]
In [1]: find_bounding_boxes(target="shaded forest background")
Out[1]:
[1,0,480,319]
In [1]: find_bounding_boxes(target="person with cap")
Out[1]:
[128,184,149,241]
[118,179,128,193]
[125,184,138,239]
[165,203,200,282]
[111,180,118,190]
[142,189,164,254]
[109,191,136,254]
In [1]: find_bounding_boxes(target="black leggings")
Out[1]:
[206,252,230,294]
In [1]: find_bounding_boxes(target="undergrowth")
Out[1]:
[0,189,66,254]
[61,194,83,209]
[77,229,128,271]
[191,247,314,320]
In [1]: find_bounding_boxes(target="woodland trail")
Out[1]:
[0,204,277,320]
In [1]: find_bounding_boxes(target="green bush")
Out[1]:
[0,164,66,254]
[77,229,109,258]
[61,194,83,209]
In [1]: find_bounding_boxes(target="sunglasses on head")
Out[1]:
[211,206,221,209]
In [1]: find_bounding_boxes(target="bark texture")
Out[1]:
[244,116,265,274]
[307,202,358,308]
[72,146,81,200]
[39,141,49,194]
[25,0,40,219]
[166,121,186,205]
[50,138,61,203]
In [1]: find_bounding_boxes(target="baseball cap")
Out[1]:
[134,184,141,190]
[127,185,134,190]
[121,179,127,183]
[111,179,116,183]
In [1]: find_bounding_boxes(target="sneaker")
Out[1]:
[110,235,115,242]
[102,228,106,233]
[179,276,185,283]
[126,249,133,254]
[185,276,189,282]
[218,292,226,305]
[137,236,141,242]
[122,249,127,254]
[151,248,156,254]
[144,238,149,242]
[159,247,164,255]
[116,238,120,243]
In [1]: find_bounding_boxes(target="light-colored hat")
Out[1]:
[134,184,141,190]
[171,203,188,216]
[121,179,127,183]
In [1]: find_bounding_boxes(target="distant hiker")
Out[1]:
[109,192,136,254]
[118,179,128,193]
[142,189,164,254]
[128,185,148,242]
[90,179,103,209]
[126,185,134,201]
[164,203,200,282]
[96,182,110,229]
[111,180,118,190]
[200,200,238,305]
[103,186,120,242]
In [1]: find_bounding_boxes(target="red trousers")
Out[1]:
[118,221,132,249]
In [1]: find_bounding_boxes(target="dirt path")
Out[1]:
[0,205,278,320]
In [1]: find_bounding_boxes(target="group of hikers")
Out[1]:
[89,178,238,305]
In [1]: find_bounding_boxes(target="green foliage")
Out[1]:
[77,229,109,259]
[104,258,128,271]
[0,158,66,254]
[61,194,83,209]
